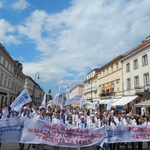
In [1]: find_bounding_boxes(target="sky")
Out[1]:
[0,0,150,97]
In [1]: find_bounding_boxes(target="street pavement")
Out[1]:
[0,142,148,150]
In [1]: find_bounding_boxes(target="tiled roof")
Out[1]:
[126,37,150,56]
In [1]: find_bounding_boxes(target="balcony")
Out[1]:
[135,85,150,96]
[100,92,114,99]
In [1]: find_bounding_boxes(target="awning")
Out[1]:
[100,99,119,104]
[135,100,150,108]
[112,96,138,107]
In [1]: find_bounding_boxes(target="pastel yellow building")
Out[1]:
[98,55,123,106]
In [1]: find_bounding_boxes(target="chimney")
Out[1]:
[145,36,150,41]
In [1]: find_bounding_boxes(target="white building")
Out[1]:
[24,75,44,104]
[121,36,150,114]
[0,44,15,105]
[83,69,99,103]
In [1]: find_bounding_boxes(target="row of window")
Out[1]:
[0,71,24,93]
[99,62,119,77]
[127,73,149,89]
[0,55,14,73]
[0,72,11,88]
[126,54,148,72]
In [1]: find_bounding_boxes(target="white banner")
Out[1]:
[106,125,150,143]
[20,118,106,147]
[10,88,32,112]
[66,94,83,105]
[1,118,150,146]
[0,118,23,143]
[87,102,96,110]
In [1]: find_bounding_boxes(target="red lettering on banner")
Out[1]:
[65,128,89,134]
[28,128,51,136]
[129,127,150,132]
[76,139,92,145]
[44,124,65,131]
[133,134,150,140]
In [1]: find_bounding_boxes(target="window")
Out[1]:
[4,60,8,68]
[103,70,105,76]
[116,63,118,70]
[4,76,7,87]
[144,73,149,86]
[134,76,139,87]
[127,78,131,90]
[116,81,119,92]
[126,63,130,72]
[0,56,4,64]
[142,54,148,66]
[111,66,113,73]
[0,73,4,85]
[8,78,11,88]
[133,59,138,70]
[107,68,109,74]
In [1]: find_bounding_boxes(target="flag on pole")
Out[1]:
[61,96,66,109]
[80,95,83,108]
[66,83,71,100]
[53,87,60,105]
[10,89,32,112]
[41,93,46,108]
[106,96,114,111]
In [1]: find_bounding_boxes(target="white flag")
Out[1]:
[10,89,32,112]
[66,83,71,100]
[106,96,114,111]
[53,87,60,105]
[41,93,46,108]
[80,95,83,108]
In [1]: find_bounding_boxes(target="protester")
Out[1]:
[1,97,150,150]
[2,102,9,118]
[87,114,98,128]
[17,105,31,150]
[78,115,87,128]
[52,110,62,150]
[108,116,118,150]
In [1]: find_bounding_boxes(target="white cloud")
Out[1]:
[0,19,20,44]
[17,0,150,91]
[12,0,29,11]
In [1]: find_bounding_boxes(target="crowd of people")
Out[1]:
[0,101,150,150]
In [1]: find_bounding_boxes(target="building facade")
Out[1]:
[24,76,44,104]
[10,61,25,104]
[98,55,123,106]
[83,69,99,103]
[122,36,150,114]
[0,43,45,106]
[70,84,84,98]
[0,44,15,105]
